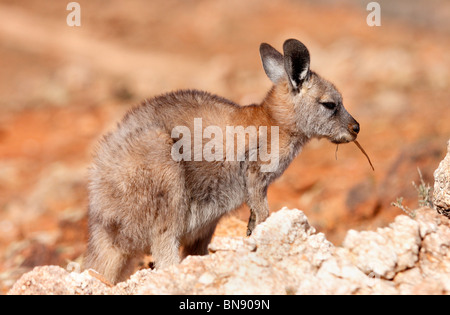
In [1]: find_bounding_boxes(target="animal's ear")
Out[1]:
[259,43,285,84]
[283,39,311,91]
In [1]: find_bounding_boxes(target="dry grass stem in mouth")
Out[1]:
[354,140,375,171]
[335,144,339,160]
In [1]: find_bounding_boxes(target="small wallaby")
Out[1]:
[84,39,360,284]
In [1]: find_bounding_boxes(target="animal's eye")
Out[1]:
[321,102,337,110]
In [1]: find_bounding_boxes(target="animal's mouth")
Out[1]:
[331,138,351,144]
[329,134,357,144]
[329,136,374,171]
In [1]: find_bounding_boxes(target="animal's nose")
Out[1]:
[350,123,360,134]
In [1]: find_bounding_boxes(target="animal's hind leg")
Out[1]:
[151,233,181,269]
[142,132,188,269]
[148,180,187,269]
[83,226,140,284]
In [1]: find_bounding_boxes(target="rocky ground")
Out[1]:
[1,0,449,293]
[8,206,450,295]
[7,140,450,295]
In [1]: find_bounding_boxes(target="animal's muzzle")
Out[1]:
[348,120,360,136]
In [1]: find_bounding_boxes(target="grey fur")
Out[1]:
[83,39,360,284]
